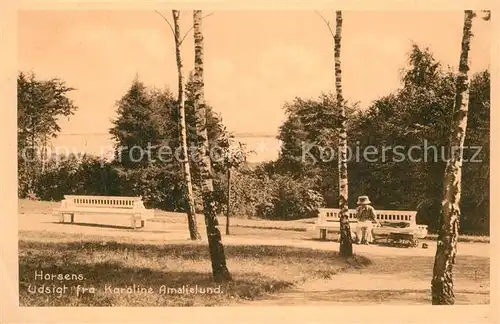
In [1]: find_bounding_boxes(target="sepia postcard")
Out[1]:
[1,0,499,323]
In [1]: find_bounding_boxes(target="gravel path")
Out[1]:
[235,273,489,306]
[19,213,489,258]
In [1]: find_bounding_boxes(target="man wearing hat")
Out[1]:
[355,196,378,244]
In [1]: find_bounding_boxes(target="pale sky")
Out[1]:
[18,10,491,160]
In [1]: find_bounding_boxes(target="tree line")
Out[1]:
[271,45,489,236]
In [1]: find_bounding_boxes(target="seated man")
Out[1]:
[355,196,378,244]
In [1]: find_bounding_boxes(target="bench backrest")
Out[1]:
[318,208,417,226]
[63,195,144,209]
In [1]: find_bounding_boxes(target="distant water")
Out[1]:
[49,133,280,162]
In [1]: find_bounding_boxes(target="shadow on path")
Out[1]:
[237,288,489,306]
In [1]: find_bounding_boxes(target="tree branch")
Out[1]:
[180,12,215,45]
[480,10,491,21]
[154,10,175,38]
[314,10,335,39]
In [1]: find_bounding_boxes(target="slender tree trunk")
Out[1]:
[41,135,47,174]
[334,11,353,258]
[172,10,201,240]
[193,10,231,282]
[431,10,475,305]
[29,125,36,194]
[226,168,231,235]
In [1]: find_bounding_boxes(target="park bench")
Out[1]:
[53,195,154,229]
[314,208,428,246]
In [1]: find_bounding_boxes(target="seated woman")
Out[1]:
[355,196,379,244]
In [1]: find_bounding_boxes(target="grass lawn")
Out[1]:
[18,230,369,307]
[18,199,489,243]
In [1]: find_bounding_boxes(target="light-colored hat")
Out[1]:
[357,196,371,205]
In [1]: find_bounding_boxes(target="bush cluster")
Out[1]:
[19,155,325,221]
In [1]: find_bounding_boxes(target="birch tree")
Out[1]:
[171,10,202,240]
[193,9,232,282]
[334,11,353,258]
[317,11,353,257]
[431,10,478,305]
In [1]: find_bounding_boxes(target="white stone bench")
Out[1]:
[52,195,154,229]
[314,208,428,241]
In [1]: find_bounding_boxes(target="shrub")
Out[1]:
[228,171,274,218]
[268,175,324,220]
[116,164,187,211]
[17,159,31,199]
[73,156,122,196]
[230,171,324,220]
[33,154,122,201]
[27,153,325,221]
[33,155,81,201]
[255,202,275,218]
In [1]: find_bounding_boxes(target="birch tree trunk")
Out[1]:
[29,125,36,193]
[335,11,353,258]
[226,168,231,235]
[193,10,232,282]
[172,10,201,240]
[431,10,475,305]
[41,136,46,174]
